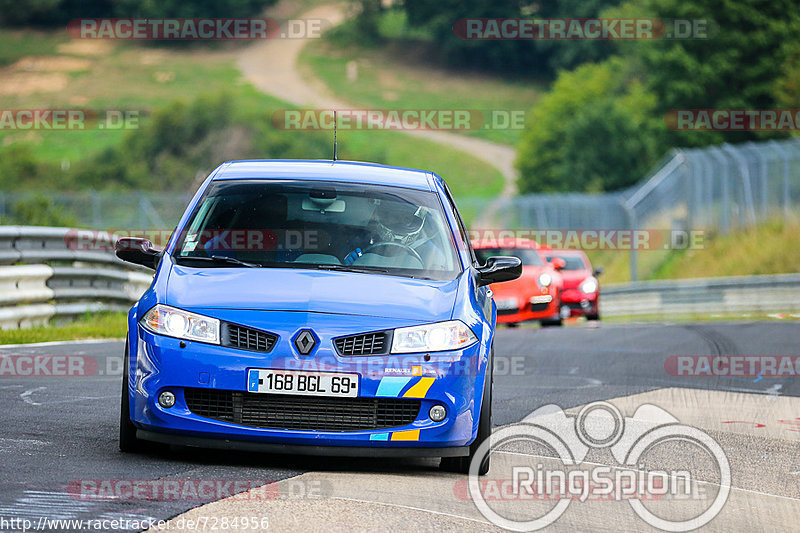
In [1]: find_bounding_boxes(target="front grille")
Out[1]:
[497,307,519,315]
[334,331,390,356]
[530,302,550,312]
[222,323,277,353]
[184,388,420,432]
[183,388,236,422]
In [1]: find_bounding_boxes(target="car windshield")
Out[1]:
[475,247,542,266]
[546,254,586,270]
[172,179,461,281]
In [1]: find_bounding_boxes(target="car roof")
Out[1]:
[211,160,437,191]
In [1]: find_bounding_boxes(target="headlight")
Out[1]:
[140,304,220,344]
[580,277,599,294]
[538,273,552,287]
[391,320,477,354]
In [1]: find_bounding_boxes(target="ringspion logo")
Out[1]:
[467,402,730,531]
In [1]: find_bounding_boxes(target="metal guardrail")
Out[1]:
[0,227,796,328]
[0,226,152,329]
[600,273,800,318]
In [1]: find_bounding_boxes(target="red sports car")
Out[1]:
[543,249,602,320]
[473,238,565,327]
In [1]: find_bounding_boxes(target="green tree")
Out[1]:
[516,58,663,193]
[609,0,800,145]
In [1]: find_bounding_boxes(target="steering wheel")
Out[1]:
[363,242,423,266]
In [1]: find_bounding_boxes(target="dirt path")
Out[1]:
[237,3,518,207]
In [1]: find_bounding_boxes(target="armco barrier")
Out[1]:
[0,226,152,329]
[600,273,800,318]
[0,226,796,328]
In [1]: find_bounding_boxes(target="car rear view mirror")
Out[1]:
[550,257,566,270]
[116,237,162,270]
[477,256,522,286]
[594,266,604,276]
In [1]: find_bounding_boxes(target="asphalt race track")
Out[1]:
[1,321,798,532]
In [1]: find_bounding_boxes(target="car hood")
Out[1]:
[558,269,591,289]
[165,265,458,322]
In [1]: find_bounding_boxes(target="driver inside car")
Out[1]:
[345,199,447,270]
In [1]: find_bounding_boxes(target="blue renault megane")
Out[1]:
[116,160,521,474]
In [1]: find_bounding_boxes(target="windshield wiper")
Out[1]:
[176,255,261,268]
[311,264,390,274]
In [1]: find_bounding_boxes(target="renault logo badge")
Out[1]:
[293,330,317,355]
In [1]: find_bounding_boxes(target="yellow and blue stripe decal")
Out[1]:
[375,376,435,398]
[369,429,422,441]
[370,377,436,442]
[375,376,412,397]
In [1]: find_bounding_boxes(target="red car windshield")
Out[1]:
[546,254,587,270]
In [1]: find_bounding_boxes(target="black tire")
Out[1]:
[586,311,600,321]
[540,299,565,327]
[540,317,562,327]
[119,339,143,452]
[506,322,519,328]
[441,350,493,475]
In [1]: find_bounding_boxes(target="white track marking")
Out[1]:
[330,496,496,527]
[20,386,46,405]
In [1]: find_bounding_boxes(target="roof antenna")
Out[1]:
[332,110,338,161]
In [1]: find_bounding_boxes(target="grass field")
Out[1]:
[300,13,544,147]
[0,312,126,344]
[0,30,503,198]
[588,219,800,284]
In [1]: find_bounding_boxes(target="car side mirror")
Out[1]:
[477,256,522,286]
[550,257,566,270]
[593,266,604,276]
[115,237,162,270]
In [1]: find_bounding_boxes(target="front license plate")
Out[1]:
[247,369,359,398]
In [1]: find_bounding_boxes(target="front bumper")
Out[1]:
[137,430,469,457]
[127,312,488,453]
[495,292,559,323]
[560,288,598,316]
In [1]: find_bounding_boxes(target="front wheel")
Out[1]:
[441,350,493,475]
[119,339,144,453]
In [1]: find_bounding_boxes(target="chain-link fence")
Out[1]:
[1,139,798,279]
[477,138,800,279]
